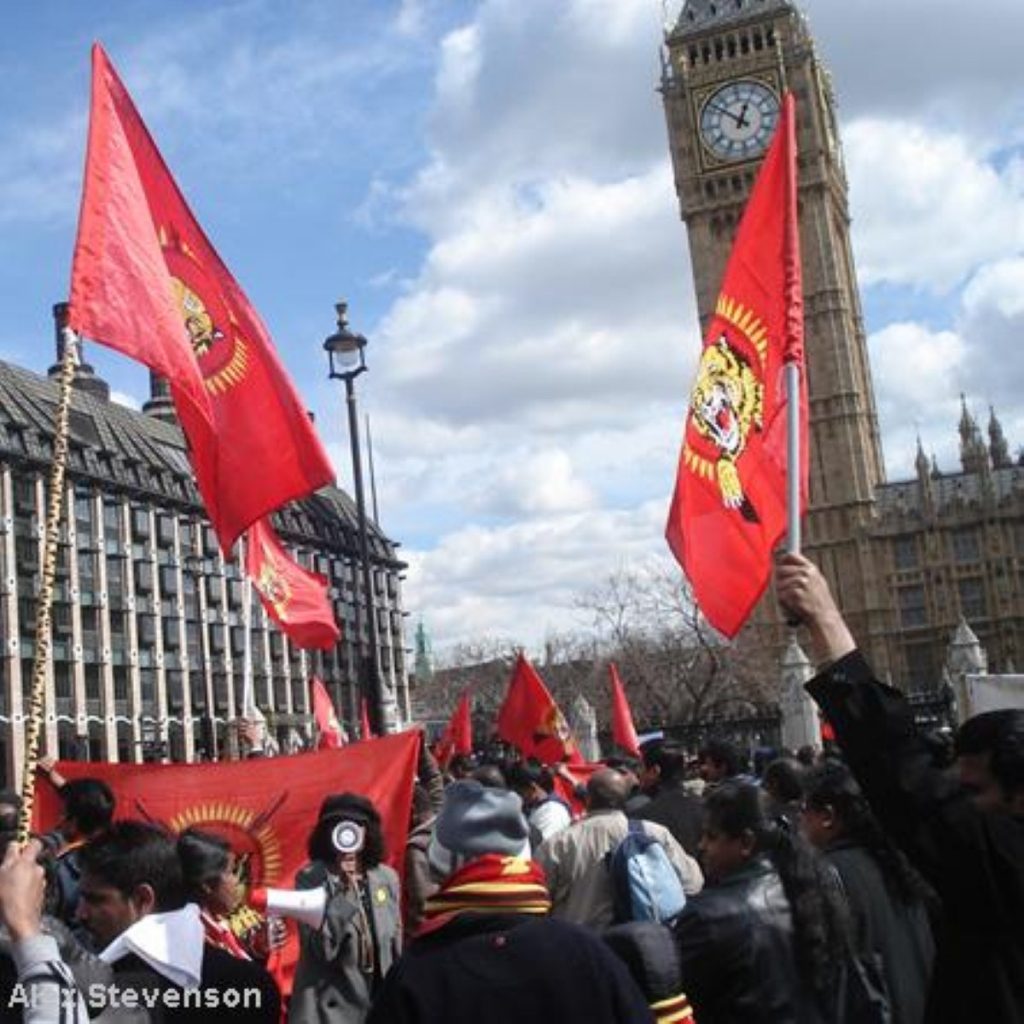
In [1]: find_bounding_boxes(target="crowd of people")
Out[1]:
[0,554,1021,1022]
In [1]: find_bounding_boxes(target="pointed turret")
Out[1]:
[915,436,934,509]
[988,405,1012,469]
[959,395,989,475]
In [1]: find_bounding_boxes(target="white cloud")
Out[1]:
[846,120,1024,292]
[405,498,672,655]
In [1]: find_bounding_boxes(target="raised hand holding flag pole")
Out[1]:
[666,92,806,638]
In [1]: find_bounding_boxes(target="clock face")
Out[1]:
[699,80,780,162]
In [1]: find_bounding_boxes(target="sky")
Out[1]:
[1,0,1022,659]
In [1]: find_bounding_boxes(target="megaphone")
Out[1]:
[249,887,327,929]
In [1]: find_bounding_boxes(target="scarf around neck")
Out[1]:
[420,854,551,931]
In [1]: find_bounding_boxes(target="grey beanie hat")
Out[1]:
[427,780,529,879]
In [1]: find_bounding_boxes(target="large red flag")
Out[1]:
[310,676,344,749]
[33,731,419,997]
[666,92,806,637]
[68,44,334,554]
[435,691,473,767]
[496,653,581,764]
[609,662,640,758]
[245,518,340,650]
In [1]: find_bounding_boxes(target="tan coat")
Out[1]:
[536,809,703,930]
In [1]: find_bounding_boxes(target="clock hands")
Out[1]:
[708,100,752,129]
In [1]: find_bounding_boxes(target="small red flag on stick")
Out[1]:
[245,519,340,650]
[496,653,581,764]
[310,677,344,749]
[436,691,473,767]
[666,92,806,637]
[360,698,375,741]
[609,662,640,758]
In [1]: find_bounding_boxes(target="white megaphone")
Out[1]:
[249,887,327,929]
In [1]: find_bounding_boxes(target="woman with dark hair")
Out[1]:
[177,827,285,962]
[801,761,935,1024]
[672,782,848,1023]
[290,793,401,1023]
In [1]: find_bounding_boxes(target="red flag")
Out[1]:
[360,698,374,740]
[310,676,344,749]
[609,662,640,758]
[496,653,581,764]
[436,691,473,767]
[245,518,340,650]
[34,731,419,998]
[68,44,333,554]
[666,92,806,638]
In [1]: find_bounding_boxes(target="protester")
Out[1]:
[628,742,704,857]
[695,738,746,792]
[77,820,280,1020]
[0,838,90,1023]
[291,793,402,1023]
[537,767,702,929]
[367,779,656,1024]
[777,552,1024,1024]
[507,761,573,847]
[673,782,849,1022]
[403,785,439,938]
[178,828,283,961]
[38,760,115,932]
[761,757,805,829]
[801,761,935,1024]
[604,921,695,1024]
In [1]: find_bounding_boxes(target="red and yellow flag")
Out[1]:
[435,690,473,767]
[310,676,345,749]
[666,92,806,637]
[609,662,640,758]
[68,44,334,554]
[245,518,340,650]
[496,653,581,764]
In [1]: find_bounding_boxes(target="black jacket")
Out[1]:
[825,840,934,1024]
[367,913,653,1024]
[628,783,704,857]
[672,858,822,1024]
[808,651,1024,1024]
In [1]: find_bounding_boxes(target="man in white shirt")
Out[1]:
[536,769,703,930]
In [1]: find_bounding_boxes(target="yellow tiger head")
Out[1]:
[690,336,763,461]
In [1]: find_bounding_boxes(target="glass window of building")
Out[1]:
[893,535,918,570]
[952,529,981,564]
[899,585,927,628]
[958,578,988,621]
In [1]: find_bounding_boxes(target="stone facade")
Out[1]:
[0,337,410,784]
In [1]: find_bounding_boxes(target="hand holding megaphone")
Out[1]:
[249,886,327,929]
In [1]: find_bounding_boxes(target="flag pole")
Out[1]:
[241,536,255,718]
[17,315,78,844]
[785,361,801,555]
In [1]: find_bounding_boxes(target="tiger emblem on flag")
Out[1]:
[688,335,763,519]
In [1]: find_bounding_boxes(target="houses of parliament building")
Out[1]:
[0,312,411,784]
[662,0,1024,687]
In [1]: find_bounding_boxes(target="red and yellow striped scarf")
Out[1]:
[420,854,551,932]
[651,992,695,1023]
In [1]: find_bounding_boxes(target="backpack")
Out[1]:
[606,820,687,924]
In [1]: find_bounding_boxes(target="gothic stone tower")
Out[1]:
[662,0,892,675]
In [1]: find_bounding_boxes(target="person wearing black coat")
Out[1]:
[801,761,935,1024]
[628,743,704,857]
[672,783,847,1024]
[777,553,1024,1024]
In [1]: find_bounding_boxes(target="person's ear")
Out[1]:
[130,882,158,917]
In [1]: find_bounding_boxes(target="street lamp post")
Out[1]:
[324,302,386,736]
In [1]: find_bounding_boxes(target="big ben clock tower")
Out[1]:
[662,0,893,675]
